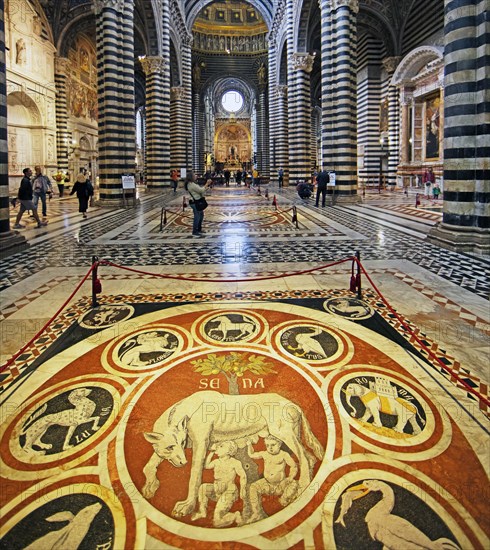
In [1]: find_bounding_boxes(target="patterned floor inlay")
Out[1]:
[2,288,488,415]
[2,191,489,298]
[0,290,488,549]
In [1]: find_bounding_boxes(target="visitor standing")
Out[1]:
[315,170,329,207]
[13,168,48,229]
[32,165,53,218]
[432,183,441,200]
[53,169,66,197]
[423,167,435,199]
[171,169,179,193]
[224,169,231,187]
[186,171,211,237]
[70,168,94,219]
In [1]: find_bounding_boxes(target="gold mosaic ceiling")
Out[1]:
[194,0,268,34]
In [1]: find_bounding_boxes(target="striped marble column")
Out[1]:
[54,57,70,173]
[383,57,401,187]
[257,87,268,176]
[158,0,171,182]
[275,85,289,185]
[192,62,204,173]
[331,0,358,197]
[320,0,334,170]
[311,108,320,171]
[268,41,279,177]
[192,91,203,173]
[429,0,489,252]
[181,41,193,172]
[288,52,315,183]
[141,56,167,188]
[170,87,187,174]
[95,0,136,202]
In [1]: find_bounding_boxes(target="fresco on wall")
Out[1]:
[425,94,440,160]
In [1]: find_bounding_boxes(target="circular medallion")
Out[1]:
[79,304,135,329]
[10,384,117,464]
[0,483,127,550]
[339,373,427,439]
[195,310,266,345]
[0,493,115,549]
[323,297,373,320]
[271,321,354,370]
[117,349,331,540]
[114,329,180,368]
[101,325,189,376]
[331,368,451,460]
[326,476,465,550]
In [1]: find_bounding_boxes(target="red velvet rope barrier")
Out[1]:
[99,257,353,283]
[1,256,488,412]
[0,263,97,373]
[354,258,490,410]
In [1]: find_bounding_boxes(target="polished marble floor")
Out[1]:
[0,184,489,549]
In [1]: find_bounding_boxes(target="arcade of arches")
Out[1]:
[0,1,489,549]
[1,0,488,251]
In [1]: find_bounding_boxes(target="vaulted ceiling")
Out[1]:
[35,0,420,56]
[29,0,439,111]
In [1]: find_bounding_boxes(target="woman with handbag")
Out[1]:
[70,168,94,219]
[185,172,211,237]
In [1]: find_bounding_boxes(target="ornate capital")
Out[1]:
[290,52,316,73]
[331,0,359,13]
[171,87,187,101]
[139,56,166,76]
[54,56,70,74]
[382,56,401,74]
[275,85,288,98]
[182,34,193,48]
[400,87,414,106]
[94,0,126,15]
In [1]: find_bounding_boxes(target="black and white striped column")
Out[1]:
[141,56,167,188]
[192,90,203,174]
[288,52,315,183]
[257,82,269,176]
[429,0,489,252]
[275,85,289,185]
[320,0,334,171]
[331,0,358,197]
[311,107,320,171]
[54,57,70,174]
[159,0,171,181]
[192,61,205,174]
[268,41,279,177]
[170,87,187,174]
[181,41,193,172]
[357,63,381,182]
[383,57,401,188]
[95,0,136,202]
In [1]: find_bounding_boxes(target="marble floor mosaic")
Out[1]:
[0,185,489,549]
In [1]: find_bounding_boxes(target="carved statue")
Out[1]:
[15,38,26,65]
[192,63,201,85]
[257,62,267,86]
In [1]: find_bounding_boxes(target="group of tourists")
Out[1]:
[12,166,94,229]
